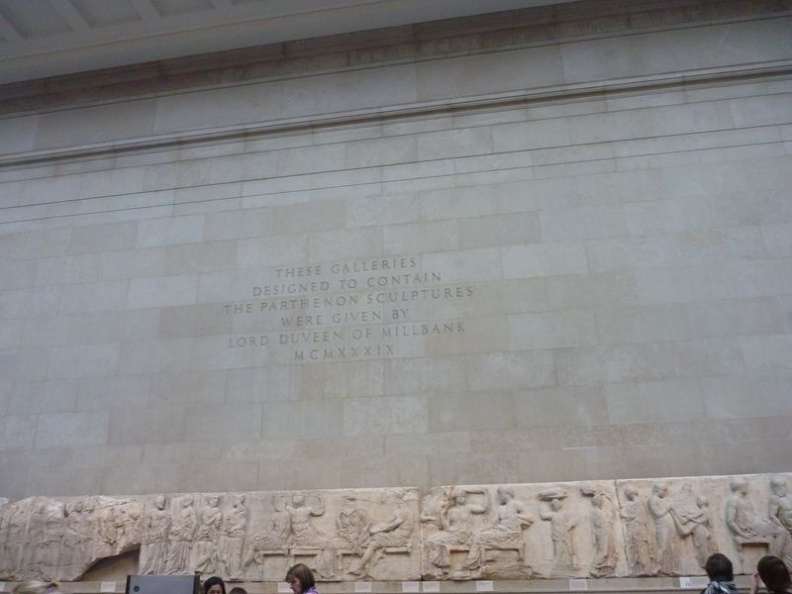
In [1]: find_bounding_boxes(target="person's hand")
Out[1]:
[749,572,760,594]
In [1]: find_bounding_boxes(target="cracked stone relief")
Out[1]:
[1,476,790,582]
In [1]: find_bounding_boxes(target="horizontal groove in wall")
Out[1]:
[0,63,790,170]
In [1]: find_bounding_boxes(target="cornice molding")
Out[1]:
[1,62,789,170]
[0,0,789,116]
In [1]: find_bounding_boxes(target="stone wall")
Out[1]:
[2,474,791,585]
[0,0,791,505]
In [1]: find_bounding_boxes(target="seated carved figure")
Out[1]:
[462,487,533,576]
[348,491,415,577]
[726,478,775,543]
[423,488,488,577]
[770,477,792,537]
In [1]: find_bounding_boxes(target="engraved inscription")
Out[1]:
[221,256,473,362]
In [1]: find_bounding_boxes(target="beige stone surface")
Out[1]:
[2,475,790,584]
[0,0,789,553]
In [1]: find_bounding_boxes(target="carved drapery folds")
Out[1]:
[1,475,790,582]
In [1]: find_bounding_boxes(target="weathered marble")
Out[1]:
[1,476,790,583]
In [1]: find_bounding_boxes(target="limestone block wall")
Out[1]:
[1,474,791,585]
[0,0,791,503]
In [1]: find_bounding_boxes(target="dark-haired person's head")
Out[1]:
[705,553,734,582]
[229,588,247,594]
[203,576,226,594]
[286,563,315,594]
[757,556,792,593]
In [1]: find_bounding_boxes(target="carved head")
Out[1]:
[449,488,467,504]
[273,494,287,511]
[497,487,514,504]
[651,482,668,497]
[730,478,748,496]
[771,476,788,496]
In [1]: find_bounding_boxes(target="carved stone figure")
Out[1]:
[671,493,717,568]
[60,499,92,579]
[6,502,30,578]
[647,482,677,575]
[28,500,66,578]
[139,495,171,575]
[769,476,792,536]
[287,492,326,547]
[589,493,617,577]
[265,494,292,545]
[5,475,792,582]
[26,502,47,575]
[725,477,775,542]
[349,490,416,577]
[242,494,291,578]
[96,503,120,559]
[539,490,579,574]
[462,487,533,576]
[0,500,8,576]
[286,493,338,578]
[165,496,197,573]
[192,495,223,574]
[620,486,653,575]
[116,501,143,554]
[336,496,372,554]
[423,487,489,577]
[219,495,248,580]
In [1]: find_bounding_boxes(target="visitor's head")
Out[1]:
[705,553,734,582]
[757,556,792,593]
[203,576,226,594]
[229,588,248,594]
[286,563,315,594]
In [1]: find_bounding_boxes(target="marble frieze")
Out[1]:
[1,474,790,582]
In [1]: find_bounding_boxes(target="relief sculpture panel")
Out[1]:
[0,476,790,583]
